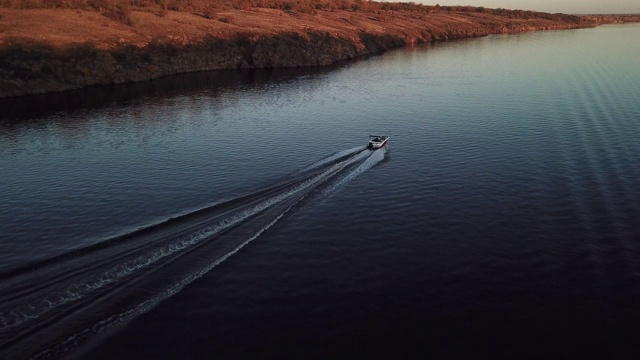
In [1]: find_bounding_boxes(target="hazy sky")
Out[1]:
[415,1,640,14]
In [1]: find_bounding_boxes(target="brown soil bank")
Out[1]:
[0,3,638,98]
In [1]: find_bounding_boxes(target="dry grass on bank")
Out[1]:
[0,1,637,51]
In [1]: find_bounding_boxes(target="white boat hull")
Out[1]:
[367,136,389,150]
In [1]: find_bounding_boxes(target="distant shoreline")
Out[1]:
[1,4,638,98]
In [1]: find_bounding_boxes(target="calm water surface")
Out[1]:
[1,24,640,358]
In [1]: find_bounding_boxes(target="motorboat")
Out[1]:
[367,135,389,150]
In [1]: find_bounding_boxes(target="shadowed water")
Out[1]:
[1,24,640,358]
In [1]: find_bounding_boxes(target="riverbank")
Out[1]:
[1,3,638,98]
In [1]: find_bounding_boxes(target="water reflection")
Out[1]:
[0,65,346,123]
[0,64,364,158]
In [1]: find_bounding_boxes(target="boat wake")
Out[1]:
[0,146,387,359]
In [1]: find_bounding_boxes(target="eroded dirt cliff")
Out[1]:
[0,6,636,97]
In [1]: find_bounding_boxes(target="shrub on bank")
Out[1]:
[101,3,134,25]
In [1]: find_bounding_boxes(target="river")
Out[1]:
[1,24,640,358]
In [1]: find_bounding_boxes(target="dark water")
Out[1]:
[1,24,640,358]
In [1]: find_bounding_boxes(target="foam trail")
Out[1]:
[33,212,289,360]
[0,156,351,332]
[0,146,387,359]
[83,148,383,336]
[323,148,386,195]
[297,146,364,173]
